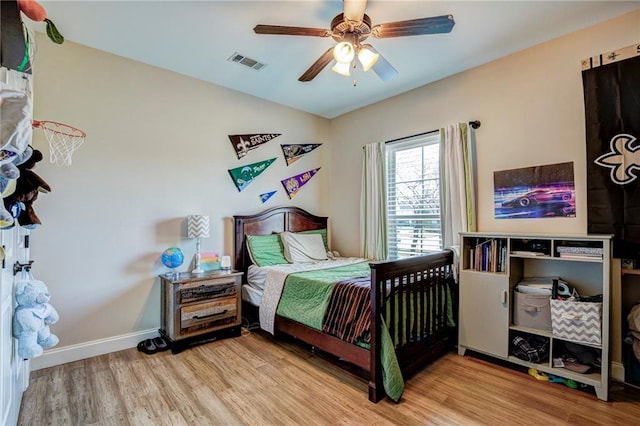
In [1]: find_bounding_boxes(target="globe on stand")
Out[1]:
[161,247,184,278]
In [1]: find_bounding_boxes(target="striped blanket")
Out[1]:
[322,275,371,344]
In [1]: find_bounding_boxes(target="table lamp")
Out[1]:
[187,215,210,274]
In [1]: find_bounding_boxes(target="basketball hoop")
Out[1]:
[32,120,86,167]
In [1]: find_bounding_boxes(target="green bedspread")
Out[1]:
[277,262,370,329]
[275,261,405,401]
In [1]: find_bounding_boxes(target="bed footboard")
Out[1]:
[368,250,457,402]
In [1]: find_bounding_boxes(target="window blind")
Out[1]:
[386,131,442,258]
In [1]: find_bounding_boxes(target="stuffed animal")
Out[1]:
[13,276,59,359]
[4,146,51,229]
[0,146,38,228]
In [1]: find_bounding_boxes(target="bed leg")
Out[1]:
[368,381,384,403]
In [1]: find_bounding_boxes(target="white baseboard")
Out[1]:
[29,328,159,371]
[611,361,625,382]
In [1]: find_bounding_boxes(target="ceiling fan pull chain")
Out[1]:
[352,58,358,86]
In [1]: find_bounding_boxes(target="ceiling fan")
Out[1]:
[253,0,455,82]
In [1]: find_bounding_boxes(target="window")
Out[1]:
[386,132,441,258]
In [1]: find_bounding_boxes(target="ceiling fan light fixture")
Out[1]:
[333,40,355,64]
[343,0,367,22]
[357,44,379,72]
[331,61,351,76]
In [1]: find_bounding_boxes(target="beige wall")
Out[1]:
[30,35,330,353]
[328,10,639,368]
[28,9,639,368]
[328,9,640,256]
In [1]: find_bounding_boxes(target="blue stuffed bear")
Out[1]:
[13,276,59,359]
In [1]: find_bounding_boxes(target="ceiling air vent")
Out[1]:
[228,52,267,71]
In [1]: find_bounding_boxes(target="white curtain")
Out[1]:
[360,141,388,260]
[441,123,477,248]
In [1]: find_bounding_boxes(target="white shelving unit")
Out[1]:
[458,232,612,401]
[0,66,33,426]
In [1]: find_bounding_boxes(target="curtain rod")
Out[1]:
[384,120,481,144]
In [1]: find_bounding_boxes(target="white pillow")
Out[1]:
[281,231,328,263]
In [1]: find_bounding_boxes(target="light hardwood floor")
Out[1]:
[18,329,640,425]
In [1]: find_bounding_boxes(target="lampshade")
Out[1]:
[187,215,210,239]
[343,0,367,22]
[333,34,356,64]
[331,61,351,76]
[357,44,379,72]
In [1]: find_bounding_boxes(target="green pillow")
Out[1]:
[298,228,329,251]
[246,234,288,266]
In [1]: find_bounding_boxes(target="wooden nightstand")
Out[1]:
[159,270,243,353]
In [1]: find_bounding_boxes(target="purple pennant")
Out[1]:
[281,168,321,199]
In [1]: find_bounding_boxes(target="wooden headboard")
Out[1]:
[233,206,328,277]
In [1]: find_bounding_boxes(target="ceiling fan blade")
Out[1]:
[371,49,398,82]
[343,0,367,22]
[299,48,335,82]
[254,25,331,37]
[371,14,455,38]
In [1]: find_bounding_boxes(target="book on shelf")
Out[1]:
[556,246,603,256]
[469,238,506,272]
[511,250,547,256]
[558,253,603,260]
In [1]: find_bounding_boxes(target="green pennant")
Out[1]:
[228,158,277,192]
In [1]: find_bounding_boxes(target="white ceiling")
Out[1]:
[35,1,640,119]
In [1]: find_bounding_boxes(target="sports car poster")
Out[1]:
[493,162,575,219]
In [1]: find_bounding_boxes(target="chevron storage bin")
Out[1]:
[550,299,602,345]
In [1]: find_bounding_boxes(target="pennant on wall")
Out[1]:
[281,168,320,199]
[583,52,640,256]
[281,144,322,166]
[259,191,277,203]
[228,158,277,192]
[228,134,281,159]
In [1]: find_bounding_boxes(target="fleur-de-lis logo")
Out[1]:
[594,134,640,185]
[236,137,251,157]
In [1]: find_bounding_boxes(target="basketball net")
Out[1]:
[32,120,86,167]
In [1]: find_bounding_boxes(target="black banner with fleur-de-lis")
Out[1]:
[583,46,640,255]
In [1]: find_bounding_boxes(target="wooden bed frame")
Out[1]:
[233,206,457,402]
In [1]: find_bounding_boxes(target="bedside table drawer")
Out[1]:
[178,279,237,304]
[160,270,243,349]
[180,297,237,333]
